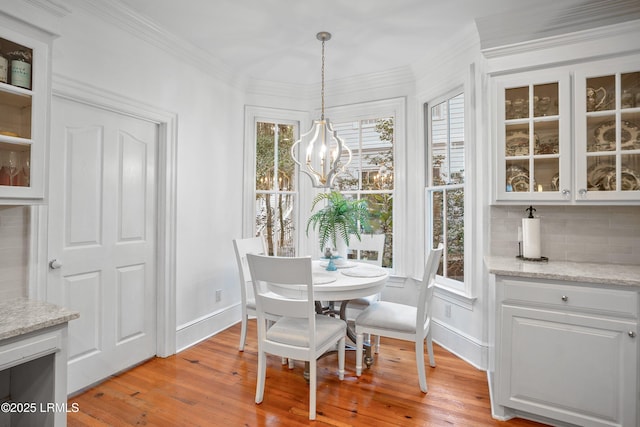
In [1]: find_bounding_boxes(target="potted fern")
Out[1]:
[305,191,370,265]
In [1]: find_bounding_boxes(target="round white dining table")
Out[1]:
[265,260,389,302]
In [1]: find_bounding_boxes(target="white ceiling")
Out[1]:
[113,0,640,86]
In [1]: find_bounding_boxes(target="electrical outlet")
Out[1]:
[445,304,452,318]
[215,289,222,302]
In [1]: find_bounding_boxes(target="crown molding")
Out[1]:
[246,65,415,102]
[481,19,640,60]
[478,0,640,56]
[24,0,71,17]
[244,78,315,101]
[326,66,415,96]
[71,0,242,89]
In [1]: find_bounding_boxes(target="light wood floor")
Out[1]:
[68,320,546,426]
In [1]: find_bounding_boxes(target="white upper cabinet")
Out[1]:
[575,55,640,203]
[492,53,640,205]
[494,71,571,203]
[0,22,51,203]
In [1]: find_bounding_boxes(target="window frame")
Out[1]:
[245,99,405,275]
[424,87,473,297]
[243,106,309,249]
[318,98,406,274]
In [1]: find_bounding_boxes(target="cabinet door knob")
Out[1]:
[49,259,62,270]
[629,331,637,338]
[561,189,570,198]
[561,295,568,302]
[578,188,587,198]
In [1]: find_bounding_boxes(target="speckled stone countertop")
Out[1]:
[0,297,79,341]
[485,256,640,288]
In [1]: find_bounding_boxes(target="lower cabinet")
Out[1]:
[0,324,71,427]
[494,278,639,427]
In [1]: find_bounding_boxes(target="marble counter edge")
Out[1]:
[485,256,640,288]
[0,297,80,341]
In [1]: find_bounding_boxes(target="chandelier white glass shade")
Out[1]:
[290,31,351,188]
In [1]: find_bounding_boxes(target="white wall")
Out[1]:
[0,0,247,351]
[54,3,247,349]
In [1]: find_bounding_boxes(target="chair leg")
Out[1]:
[426,332,436,367]
[239,314,247,351]
[309,359,317,420]
[288,358,294,369]
[416,338,427,393]
[255,350,266,403]
[374,334,381,354]
[355,332,364,376]
[338,336,345,380]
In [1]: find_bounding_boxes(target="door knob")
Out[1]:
[49,259,62,269]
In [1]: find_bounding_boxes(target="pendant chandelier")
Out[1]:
[291,31,351,188]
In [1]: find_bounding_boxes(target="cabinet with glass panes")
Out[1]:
[575,56,640,202]
[494,71,571,202]
[0,29,48,203]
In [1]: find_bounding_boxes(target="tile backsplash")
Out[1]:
[0,206,30,299]
[491,205,640,265]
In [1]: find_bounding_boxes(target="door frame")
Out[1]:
[30,74,178,357]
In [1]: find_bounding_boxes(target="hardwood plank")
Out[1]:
[68,320,547,426]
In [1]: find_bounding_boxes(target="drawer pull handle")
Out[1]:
[630,331,637,338]
[561,295,568,302]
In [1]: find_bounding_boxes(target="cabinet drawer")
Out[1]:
[0,329,61,370]
[501,278,638,317]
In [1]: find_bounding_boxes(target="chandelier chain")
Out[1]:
[321,38,325,120]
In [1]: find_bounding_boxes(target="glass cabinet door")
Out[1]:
[496,72,570,202]
[575,58,640,202]
[0,29,47,202]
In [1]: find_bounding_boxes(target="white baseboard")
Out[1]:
[431,319,488,371]
[176,304,242,353]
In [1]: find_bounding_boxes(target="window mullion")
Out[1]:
[273,123,279,192]
[442,188,448,277]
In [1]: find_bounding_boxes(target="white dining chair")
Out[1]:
[355,244,443,393]
[232,235,269,351]
[343,233,386,351]
[247,253,346,421]
[346,233,386,266]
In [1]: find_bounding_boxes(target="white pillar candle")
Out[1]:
[522,218,541,259]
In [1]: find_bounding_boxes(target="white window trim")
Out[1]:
[321,97,407,275]
[423,85,476,299]
[243,106,309,243]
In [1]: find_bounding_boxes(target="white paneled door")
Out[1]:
[48,96,158,393]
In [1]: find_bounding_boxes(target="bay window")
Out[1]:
[246,99,404,271]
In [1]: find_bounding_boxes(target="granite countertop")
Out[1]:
[485,256,640,288]
[0,297,79,341]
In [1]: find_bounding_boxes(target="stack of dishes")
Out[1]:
[591,120,640,151]
[587,164,640,191]
[506,164,529,192]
